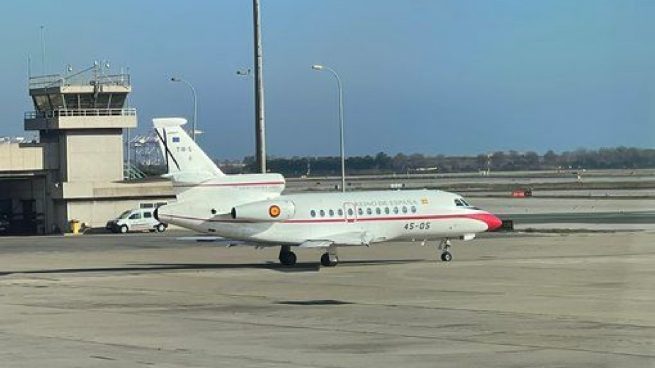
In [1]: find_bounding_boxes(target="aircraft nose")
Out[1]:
[482,212,503,231]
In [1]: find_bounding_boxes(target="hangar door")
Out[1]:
[0,176,46,235]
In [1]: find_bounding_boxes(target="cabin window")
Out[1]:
[328,209,335,217]
[347,208,354,216]
[402,206,408,214]
[319,210,326,217]
[375,207,381,215]
[411,205,417,213]
[358,208,364,216]
[366,208,372,215]
[384,207,390,215]
[310,210,316,217]
[338,209,344,216]
[393,207,399,214]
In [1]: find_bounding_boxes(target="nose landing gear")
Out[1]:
[437,239,453,262]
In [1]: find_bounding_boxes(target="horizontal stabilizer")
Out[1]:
[153,117,187,129]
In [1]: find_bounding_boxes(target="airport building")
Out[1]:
[0,66,174,234]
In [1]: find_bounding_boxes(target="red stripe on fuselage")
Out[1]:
[161,212,495,226]
[284,213,492,224]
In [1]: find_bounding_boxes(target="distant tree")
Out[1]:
[543,150,558,168]
[211,147,655,177]
[524,151,540,169]
[374,152,392,171]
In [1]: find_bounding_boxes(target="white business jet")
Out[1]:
[153,118,502,267]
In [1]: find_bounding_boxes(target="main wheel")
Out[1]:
[440,251,453,262]
[320,253,338,267]
[120,225,129,234]
[156,223,166,232]
[279,251,297,266]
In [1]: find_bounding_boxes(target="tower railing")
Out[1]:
[28,73,131,89]
[24,108,137,119]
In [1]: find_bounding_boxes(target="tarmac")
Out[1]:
[1,230,654,367]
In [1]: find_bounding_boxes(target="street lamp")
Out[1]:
[170,77,198,141]
[312,64,346,192]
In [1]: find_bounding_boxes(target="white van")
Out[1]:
[106,208,167,233]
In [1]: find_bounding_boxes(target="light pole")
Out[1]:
[253,0,267,173]
[312,64,346,192]
[170,77,198,141]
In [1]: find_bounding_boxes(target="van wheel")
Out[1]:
[120,225,128,234]
[156,223,166,233]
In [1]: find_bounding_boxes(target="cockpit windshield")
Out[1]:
[454,198,471,207]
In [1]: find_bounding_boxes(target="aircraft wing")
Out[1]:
[175,236,269,248]
[298,240,333,248]
[177,236,226,243]
[301,231,386,247]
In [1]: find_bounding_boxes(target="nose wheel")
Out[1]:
[437,239,453,262]
[278,245,297,266]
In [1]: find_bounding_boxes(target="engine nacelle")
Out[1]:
[231,200,295,222]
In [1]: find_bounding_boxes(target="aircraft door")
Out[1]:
[343,202,357,223]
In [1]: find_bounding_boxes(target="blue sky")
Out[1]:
[0,0,653,159]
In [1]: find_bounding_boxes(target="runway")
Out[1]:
[1,231,654,367]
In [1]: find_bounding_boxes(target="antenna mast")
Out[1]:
[39,25,46,75]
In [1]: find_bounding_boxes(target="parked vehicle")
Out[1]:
[106,208,167,233]
[511,188,533,198]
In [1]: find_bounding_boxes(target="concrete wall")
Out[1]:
[0,143,43,171]
[25,115,137,131]
[65,129,124,182]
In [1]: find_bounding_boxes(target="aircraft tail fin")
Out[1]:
[153,118,224,183]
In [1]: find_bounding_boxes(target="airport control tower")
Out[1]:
[13,62,172,233]
[0,62,172,234]
[24,63,136,183]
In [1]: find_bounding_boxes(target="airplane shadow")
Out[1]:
[0,259,428,277]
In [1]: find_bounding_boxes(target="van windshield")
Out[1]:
[118,210,132,219]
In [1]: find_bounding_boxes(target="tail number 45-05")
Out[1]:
[404,222,431,231]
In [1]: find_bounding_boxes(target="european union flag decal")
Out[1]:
[172,137,180,143]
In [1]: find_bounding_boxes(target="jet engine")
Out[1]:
[230,200,295,222]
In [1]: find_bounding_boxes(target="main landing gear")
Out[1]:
[278,245,297,266]
[278,245,339,267]
[320,248,339,267]
[437,239,453,262]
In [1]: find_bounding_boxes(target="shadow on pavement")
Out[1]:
[0,259,428,277]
